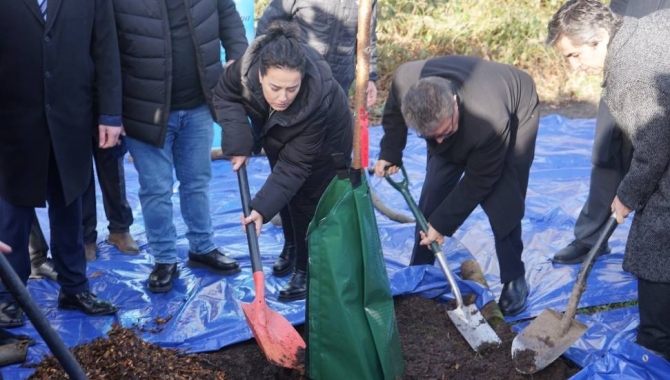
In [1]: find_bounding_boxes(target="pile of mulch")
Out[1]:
[28,296,580,379]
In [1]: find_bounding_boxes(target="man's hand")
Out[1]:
[419,224,445,248]
[0,241,11,254]
[373,159,399,177]
[230,156,249,171]
[611,196,632,224]
[241,210,263,237]
[98,125,124,148]
[367,81,378,108]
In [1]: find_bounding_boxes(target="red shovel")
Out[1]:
[236,163,306,371]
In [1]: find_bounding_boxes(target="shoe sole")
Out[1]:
[272,265,295,277]
[277,293,307,302]
[58,304,119,316]
[0,321,26,328]
[551,249,612,265]
[147,271,180,293]
[187,259,241,275]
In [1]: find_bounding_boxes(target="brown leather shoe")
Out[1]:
[85,242,97,262]
[107,232,139,254]
[29,258,58,281]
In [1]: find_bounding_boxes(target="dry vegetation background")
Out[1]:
[254,0,608,116]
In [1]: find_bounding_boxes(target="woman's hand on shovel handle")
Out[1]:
[419,224,444,248]
[611,196,631,224]
[0,241,11,254]
[230,156,249,171]
[241,210,263,237]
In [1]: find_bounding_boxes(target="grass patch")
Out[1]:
[253,0,608,112]
[577,300,638,316]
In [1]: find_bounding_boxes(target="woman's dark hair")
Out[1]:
[258,21,306,76]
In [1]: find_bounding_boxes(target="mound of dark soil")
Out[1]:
[28,296,580,379]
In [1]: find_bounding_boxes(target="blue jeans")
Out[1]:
[126,104,216,264]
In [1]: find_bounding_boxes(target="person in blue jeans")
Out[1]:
[111,0,249,292]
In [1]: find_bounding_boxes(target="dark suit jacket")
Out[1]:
[378,56,539,237]
[0,0,122,207]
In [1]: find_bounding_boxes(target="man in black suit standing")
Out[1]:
[0,0,121,327]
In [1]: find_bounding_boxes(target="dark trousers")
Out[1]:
[0,153,89,301]
[81,138,133,244]
[574,100,631,247]
[637,278,670,360]
[278,162,337,273]
[29,138,133,256]
[409,154,525,284]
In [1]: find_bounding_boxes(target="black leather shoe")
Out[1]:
[278,270,307,302]
[272,243,296,277]
[499,275,529,316]
[58,291,118,315]
[552,240,611,264]
[188,248,240,275]
[0,302,25,328]
[29,258,58,281]
[0,329,35,346]
[147,263,179,293]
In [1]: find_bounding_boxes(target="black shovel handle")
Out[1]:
[561,214,618,332]
[236,164,263,274]
[0,251,86,379]
[384,166,440,254]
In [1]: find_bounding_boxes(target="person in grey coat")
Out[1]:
[548,0,670,361]
[552,0,670,265]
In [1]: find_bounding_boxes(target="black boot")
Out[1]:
[147,263,179,293]
[278,269,307,302]
[552,240,611,264]
[498,275,529,316]
[272,243,296,277]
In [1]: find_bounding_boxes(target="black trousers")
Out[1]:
[0,150,89,301]
[29,137,133,255]
[81,137,133,244]
[637,278,670,360]
[277,162,337,273]
[409,154,525,284]
[574,100,631,247]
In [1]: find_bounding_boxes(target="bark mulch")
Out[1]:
[28,295,580,379]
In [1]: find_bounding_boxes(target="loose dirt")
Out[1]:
[28,295,579,380]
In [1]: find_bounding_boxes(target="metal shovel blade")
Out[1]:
[511,309,588,374]
[447,303,502,351]
[241,273,306,372]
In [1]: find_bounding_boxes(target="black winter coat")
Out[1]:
[0,0,122,207]
[213,39,353,221]
[379,56,539,238]
[112,0,248,147]
[256,0,379,92]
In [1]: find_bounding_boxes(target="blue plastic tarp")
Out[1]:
[2,114,667,379]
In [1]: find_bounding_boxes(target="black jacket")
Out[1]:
[112,0,248,147]
[0,0,122,207]
[256,0,379,92]
[379,56,539,237]
[213,39,353,221]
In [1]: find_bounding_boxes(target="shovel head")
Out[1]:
[241,274,306,372]
[511,309,588,374]
[447,303,502,352]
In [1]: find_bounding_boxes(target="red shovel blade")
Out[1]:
[241,272,306,372]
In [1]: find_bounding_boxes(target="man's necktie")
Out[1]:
[38,0,47,20]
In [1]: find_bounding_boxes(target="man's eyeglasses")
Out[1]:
[416,112,458,141]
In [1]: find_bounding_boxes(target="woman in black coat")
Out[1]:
[213,21,353,301]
